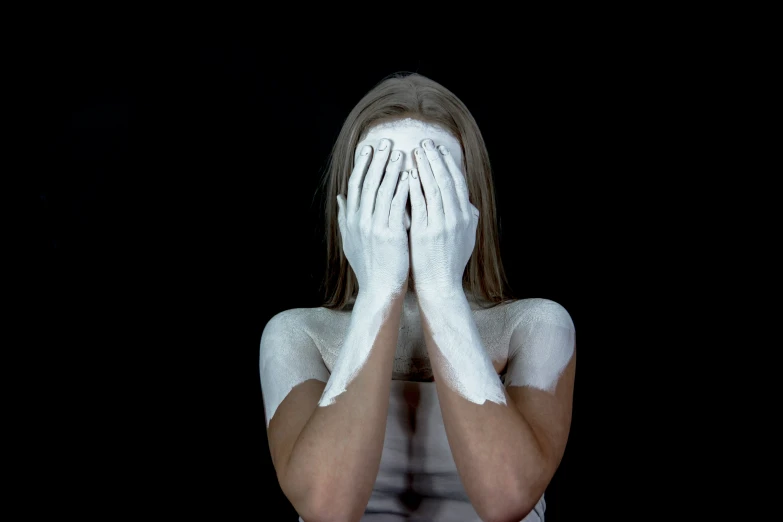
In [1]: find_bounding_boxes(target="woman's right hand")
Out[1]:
[336,138,411,297]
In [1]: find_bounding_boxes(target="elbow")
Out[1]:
[482,500,537,522]
[297,507,362,522]
[279,479,330,522]
[281,468,366,522]
[478,479,544,522]
[293,489,365,522]
[291,500,340,522]
[482,498,537,522]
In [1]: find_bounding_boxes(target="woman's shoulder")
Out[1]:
[265,305,312,322]
[264,303,350,334]
[262,306,319,336]
[504,297,574,330]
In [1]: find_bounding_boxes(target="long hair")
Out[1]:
[317,72,516,310]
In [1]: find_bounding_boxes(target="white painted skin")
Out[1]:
[319,119,464,408]
[356,119,464,178]
[395,124,507,406]
[355,119,465,235]
[258,118,575,425]
[320,130,412,407]
[259,296,575,427]
[506,299,575,392]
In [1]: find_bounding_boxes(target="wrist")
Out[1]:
[357,282,407,303]
[415,284,465,305]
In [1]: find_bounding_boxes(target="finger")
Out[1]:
[408,168,427,228]
[389,170,410,233]
[360,138,392,224]
[413,147,443,229]
[439,145,472,224]
[336,194,346,236]
[423,139,460,228]
[347,144,373,216]
[373,150,404,229]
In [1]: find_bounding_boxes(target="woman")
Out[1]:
[259,72,576,522]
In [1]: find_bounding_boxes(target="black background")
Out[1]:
[29,36,642,519]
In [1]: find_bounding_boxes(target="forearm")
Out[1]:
[418,290,548,520]
[284,289,404,522]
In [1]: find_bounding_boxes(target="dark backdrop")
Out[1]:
[31,38,623,519]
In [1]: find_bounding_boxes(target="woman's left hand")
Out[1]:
[408,139,480,298]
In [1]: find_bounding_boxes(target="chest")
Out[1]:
[307,302,514,381]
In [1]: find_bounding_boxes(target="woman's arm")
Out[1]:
[264,138,411,521]
[404,138,576,520]
[417,295,575,522]
[263,289,405,522]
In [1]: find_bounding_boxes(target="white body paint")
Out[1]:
[259,294,575,427]
[417,291,509,406]
[318,288,398,407]
[506,298,576,392]
[259,118,574,424]
[367,119,506,406]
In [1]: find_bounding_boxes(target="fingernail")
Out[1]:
[360,145,371,156]
[438,145,449,155]
[401,170,409,180]
[411,169,418,179]
[379,139,389,151]
[391,150,401,162]
[423,139,434,150]
[415,148,423,158]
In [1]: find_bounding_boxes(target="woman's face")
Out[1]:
[353,118,465,288]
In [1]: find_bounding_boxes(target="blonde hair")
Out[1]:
[317,72,516,310]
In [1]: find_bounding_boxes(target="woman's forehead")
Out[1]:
[356,118,462,155]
